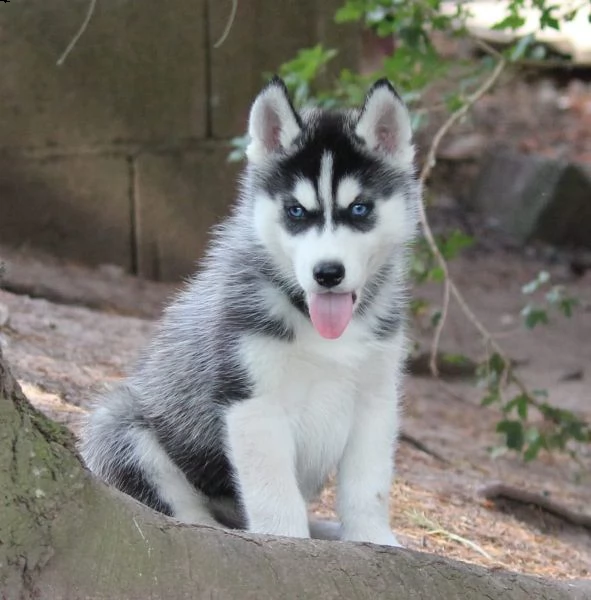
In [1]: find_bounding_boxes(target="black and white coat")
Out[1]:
[80,77,421,546]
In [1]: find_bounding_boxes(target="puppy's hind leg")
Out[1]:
[81,390,219,527]
[132,428,220,526]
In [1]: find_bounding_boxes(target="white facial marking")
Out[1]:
[336,177,362,210]
[318,152,334,227]
[292,179,318,212]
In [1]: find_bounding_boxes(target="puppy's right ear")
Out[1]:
[355,79,414,167]
[246,76,302,164]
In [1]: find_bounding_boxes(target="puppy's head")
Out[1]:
[245,77,420,339]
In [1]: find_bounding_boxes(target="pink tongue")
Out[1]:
[308,293,354,339]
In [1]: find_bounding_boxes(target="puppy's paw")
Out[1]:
[343,529,403,548]
[371,531,403,548]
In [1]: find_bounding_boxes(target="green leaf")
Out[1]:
[523,437,544,461]
[503,394,529,418]
[521,281,537,295]
[335,4,365,23]
[516,395,529,420]
[439,230,474,260]
[525,425,542,444]
[410,298,430,316]
[540,6,561,30]
[445,93,465,112]
[490,445,508,459]
[431,310,442,328]
[559,297,578,317]
[504,393,529,419]
[429,266,445,282]
[510,34,535,61]
[482,391,500,407]
[227,135,250,162]
[521,305,549,329]
[441,353,472,366]
[497,419,525,451]
[488,353,506,376]
[522,270,550,294]
[492,14,526,31]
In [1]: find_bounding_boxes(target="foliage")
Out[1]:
[520,270,579,329]
[229,0,590,463]
[229,0,588,160]
[470,266,587,462]
[478,270,588,461]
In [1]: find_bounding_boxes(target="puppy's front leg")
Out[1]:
[225,397,309,538]
[337,391,401,547]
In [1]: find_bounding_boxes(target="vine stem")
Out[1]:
[418,54,508,376]
[416,47,586,430]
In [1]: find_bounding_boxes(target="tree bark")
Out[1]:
[1,348,589,600]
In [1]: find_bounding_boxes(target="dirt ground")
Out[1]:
[1,240,589,581]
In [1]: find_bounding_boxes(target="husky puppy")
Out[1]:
[80,77,420,546]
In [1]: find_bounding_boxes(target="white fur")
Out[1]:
[253,176,413,305]
[132,429,219,526]
[81,78,419,549]
[318,152,334,227]
[293,178,318,211]
[225,320,405,545]
[336,177,362,209]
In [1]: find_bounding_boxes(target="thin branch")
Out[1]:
[418,56,507,376]
[478,482,591,529]
[57,0,97,67]
[417,48,590,436]
[400,432,449,464]
[213,0,238,49]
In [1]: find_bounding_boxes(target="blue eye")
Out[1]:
[350,202,372,218]
[287,204,307,219]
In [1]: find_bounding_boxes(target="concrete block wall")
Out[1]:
[0,0,360,281]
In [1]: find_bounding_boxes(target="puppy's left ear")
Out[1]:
[355,79,414,166]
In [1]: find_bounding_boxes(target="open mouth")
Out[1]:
[307,291,358,340]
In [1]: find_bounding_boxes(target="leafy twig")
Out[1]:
[416,42,590,456]
[479,482,591,529]
[418,54,508,376]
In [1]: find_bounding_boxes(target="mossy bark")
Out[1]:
[1,348,590,600]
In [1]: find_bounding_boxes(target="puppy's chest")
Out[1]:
[272,344,369,499]
[286,372,357,499]
[243,330,387,498]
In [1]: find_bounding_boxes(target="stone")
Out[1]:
[471,150,591,248]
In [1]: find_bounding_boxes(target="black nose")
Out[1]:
[313,261,345,288]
